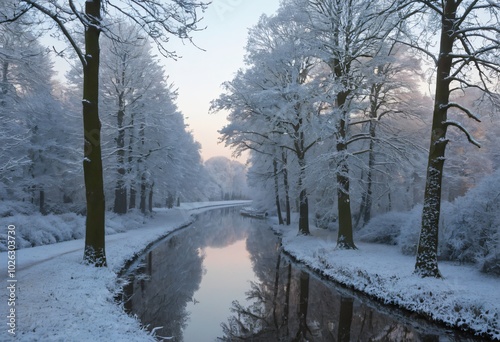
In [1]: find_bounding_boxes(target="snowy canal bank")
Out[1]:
[0,201,249,341]
[272,221,500,341]
[1,201,498,341]
[120,207,491,341]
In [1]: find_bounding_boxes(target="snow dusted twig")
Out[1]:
[442,120,481,148]
[21,0,87,67]
[440,102,481,122]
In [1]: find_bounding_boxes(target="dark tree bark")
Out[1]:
[127,114,136,209]
[335,91,356,249]
[140,173,147,214]
[338,296,354,342]
[39,189,46,215]
[129,185,136,209]
[294,270,310,341]
[273,158,284,225]
[82,0,106,267]
[282,150,291,225]
[414,1,459,278]
[113,55,128,214]
[362,102,378,225]
[113,104,127,214]
[297,157,310,235]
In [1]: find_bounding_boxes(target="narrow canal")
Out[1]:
[120,207,482,341]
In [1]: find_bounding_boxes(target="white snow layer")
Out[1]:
[0,201,498,341]
[272,222,500,340]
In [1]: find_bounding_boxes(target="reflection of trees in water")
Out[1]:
[220,223,443,342]
[123,208,473,342]
[122,207,258,341]
[123,233,204,341]
[199,209,251,248]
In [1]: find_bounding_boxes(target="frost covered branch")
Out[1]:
[20,0,86,67]
[442,120,481,148]
[440,102,481,122]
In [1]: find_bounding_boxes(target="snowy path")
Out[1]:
[1,202,250,342]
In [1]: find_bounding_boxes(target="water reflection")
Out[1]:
[121,208,482,342]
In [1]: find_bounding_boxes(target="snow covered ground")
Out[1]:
[272,221,500,341]
[1,201,498,341]
[0,201,250,341]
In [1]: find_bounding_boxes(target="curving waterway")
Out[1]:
[119,207,482,341]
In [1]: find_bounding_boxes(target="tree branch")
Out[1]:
[443,120,481,148]
[21,0,86,67]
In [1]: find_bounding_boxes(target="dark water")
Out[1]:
[120,207,483,341]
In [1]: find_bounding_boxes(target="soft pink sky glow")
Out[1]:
[160,1,280,163]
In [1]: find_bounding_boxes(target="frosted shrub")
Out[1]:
[0,212,85,251]
[441,170,500,275]
[357,211,409,245]
[397,204,424,255]
[0,201,37,217]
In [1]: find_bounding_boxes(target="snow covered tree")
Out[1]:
[302,0,399,249]
[213,8,325,235]
[204,157,249,201]
[2,0,208,266]
[0,19,81,213]
[395,0,500,277]
[351,44,427,226]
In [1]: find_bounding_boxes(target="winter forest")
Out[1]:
[1,0,500,340]
[1,0,500,297]
[1,3,249,233]
[212,0,499,278]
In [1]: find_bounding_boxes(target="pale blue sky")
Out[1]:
[160,1,281,162]
[48,1,281,162]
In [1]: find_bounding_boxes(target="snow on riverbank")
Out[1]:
[0,201,250,342]
[1,201,498,341]
[272,222,500,340]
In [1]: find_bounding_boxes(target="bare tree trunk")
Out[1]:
[140,173,147,214]
[338,296,354,342]
[113,56,128,214]
[83,0,106,267]
[129,185,136,209]
[0,60,8,105]
[127,112,136,209]
[148,182,154,213]
[39,189,46,215]
[113,104,127,214]
[295,271,310,340]
[336,93,356,249]
[414,1,458,278]
[298,157,310,235]
[282,150,291,225]
[273,158,284,225]
[362,120,376,224]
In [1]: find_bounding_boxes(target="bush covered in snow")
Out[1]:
[0,200,38,217]
[358,170,500,275]
[441,170,500,275]
[356,210,408,245]
[0,208,149,252]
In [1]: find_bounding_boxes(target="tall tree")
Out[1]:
[354,44,425,226]
[304,0,397,248]
[396,0,500,277]
[2,0,208,266]
[213,8,324,235]
[0,19,80,212]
